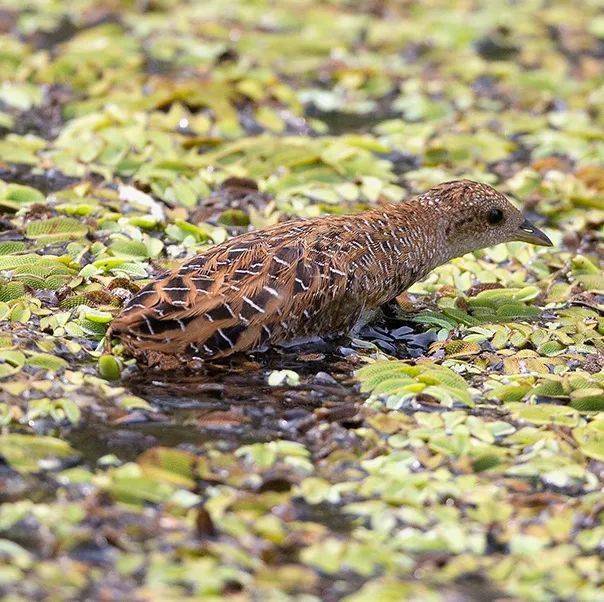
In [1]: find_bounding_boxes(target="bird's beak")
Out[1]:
[514,218,553,247]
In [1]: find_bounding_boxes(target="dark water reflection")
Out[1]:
[69,341,365,464]
[68,309,433,465]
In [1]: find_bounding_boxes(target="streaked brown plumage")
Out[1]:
[110,180,552,361]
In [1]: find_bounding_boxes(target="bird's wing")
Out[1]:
[110,223,350,357]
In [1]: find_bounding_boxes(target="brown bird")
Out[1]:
[110,180,552,362]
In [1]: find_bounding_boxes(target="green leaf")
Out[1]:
[0,282,26,302]
[573,425,604,461]
[0,183,44,210]
[356,361,472,407]
[570,388,604,412]
[98,354,122,380]
[0,434,77,472]
[137,447,196,488]
[0,241,27,255]
[25,353,68,372]
[26,217,88,243]
[109,238,150,259]
[505,403,580,427]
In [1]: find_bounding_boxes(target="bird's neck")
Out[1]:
[382,200,450,267]
[353,201,450,305]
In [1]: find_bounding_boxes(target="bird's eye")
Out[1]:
[487,208,504,225]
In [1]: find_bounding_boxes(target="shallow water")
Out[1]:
[68,343,363,463]
[67,314,430,469]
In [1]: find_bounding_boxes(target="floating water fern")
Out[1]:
[109,238,151,260]
[0,254,79,290]
[409,286,543,331]
[0,182,45,210]
[26,217,88,243]
[467,285,540,306]
[489,372,604,411]
[0,241,27,255]
[59,289,118,310]
[571,255,604,293]
[437,339,482,358]
[0,281,26,302]
[25,353,68,372]
[572,422,604,461]
[355,360,473,408]
[77,307,113,338]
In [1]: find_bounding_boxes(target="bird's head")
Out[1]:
[423,180,552,258]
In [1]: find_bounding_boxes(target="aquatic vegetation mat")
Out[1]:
[0,0,602,599]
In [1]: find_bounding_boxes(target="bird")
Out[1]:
[109,180,552,363]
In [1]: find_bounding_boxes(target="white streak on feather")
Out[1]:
[142,315,155,335]
[272,256,289,267]
[243,296,265,313]
[295,278,308,291]
[263,285,279,298]
[217,328,234,347]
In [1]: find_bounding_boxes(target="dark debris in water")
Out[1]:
[0,163,81,193]
[123,341,365,444]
